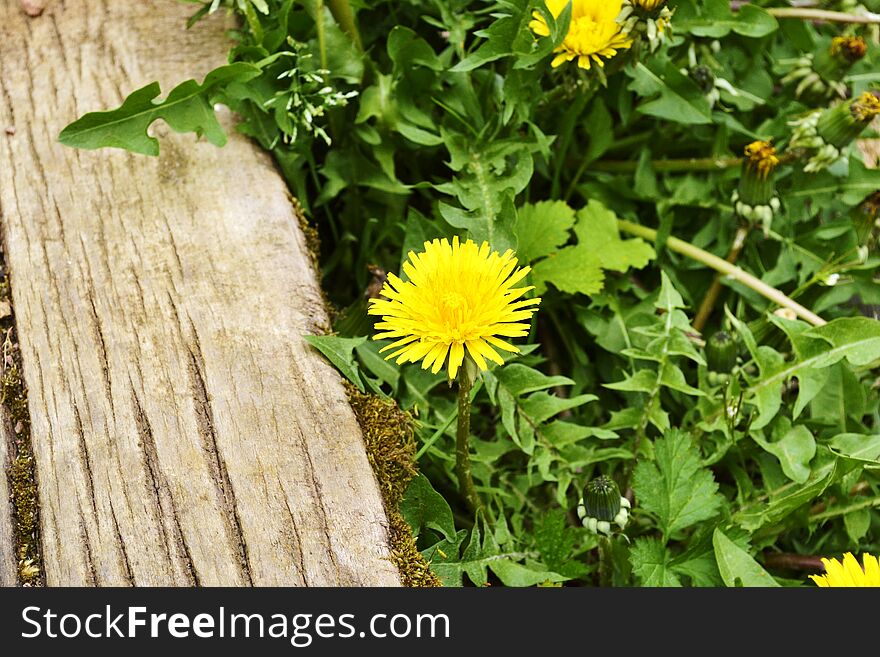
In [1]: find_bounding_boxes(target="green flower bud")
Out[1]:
[737,140,779,207]
[817,92,880,150]
[582,476,621,522]
[706,331,738,374]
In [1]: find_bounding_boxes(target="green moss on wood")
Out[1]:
[1,266,42,586]
[345,383,441,587]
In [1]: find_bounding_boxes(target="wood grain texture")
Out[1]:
[0,0,400,586]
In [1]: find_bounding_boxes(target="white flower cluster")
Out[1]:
[264,39,358,146]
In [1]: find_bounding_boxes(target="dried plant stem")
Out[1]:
[617,220,827,327]
[766,7,880,25]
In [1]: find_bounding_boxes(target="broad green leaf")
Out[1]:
[735,448,843,531]
[59,63,262,155]
[844,508,872,544]
[829,433,880,466]
[713,529,780,587]
[633,429,723,538]
[574,201,655,272]
[488,560,568,587]
[303,335,366,392]
[531,246,605,296]
[495,363,574,397]
[752,422,816,484]
[628,62,712,125]
[533,510,590,579]
[676,0,778,38]
[400,474,456,542]
[733,315,880,430]
[514,201,576,263]
[356,341,400,390]
[630,538,682,587]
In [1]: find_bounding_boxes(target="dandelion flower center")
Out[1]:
[368,237,541,379]
[530,0,632,70]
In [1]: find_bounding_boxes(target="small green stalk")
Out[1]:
[455,361,482,515]
[598,536,614,587]
[327,0,363,51]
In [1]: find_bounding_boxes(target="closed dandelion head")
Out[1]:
[810,553,880,587]
[830,36,867,64]
[577,475,630,536]
[530,0,632,70]
[368,237,540,380]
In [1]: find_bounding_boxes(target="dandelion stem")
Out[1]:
[455,367,482,516]
[617,220,827,327]
[598,536,614,587]
[765,8,880,25]
[693,224,751,332]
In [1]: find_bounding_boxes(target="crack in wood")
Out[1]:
[187,321,254,586]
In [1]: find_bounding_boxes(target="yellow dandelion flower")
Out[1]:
[368,237,540,380]
[744,140,779,180]
[530,0,632,70]
[810,553,880,587]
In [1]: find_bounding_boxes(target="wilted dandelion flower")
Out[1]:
[368,237,540,380]
[530,0,632,70]
[810,553,880,587]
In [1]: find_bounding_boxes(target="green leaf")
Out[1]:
[514,201,576,263]
[633,429,723,538]
[488,559,568,587]
[574,201,655,273]
[829,433,880,466]
[734,315,880,430]
[58,63,262,155]
[531,245,605,296]
[734,448,843,531]
[630,538,682,587]
[495,363,574,397]
[400,474,456,542]
[628,62,712,126]
[752,422,816,484]
[712,529,780,587]
[303,335,366,392]
[676,0,778,39]
[533,510,589,579]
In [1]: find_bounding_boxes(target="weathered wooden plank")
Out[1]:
[0,0,400,586]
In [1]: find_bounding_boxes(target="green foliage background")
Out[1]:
[61,0,880,586]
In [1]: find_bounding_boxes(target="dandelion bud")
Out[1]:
[732,141,781,233]
[818,91,880,150]
[577,476,630,535]
[830,36,868,65]
[619,0,674,53]
[706,331,738,374]
[791,92,880,173]
[689,65,715,95]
